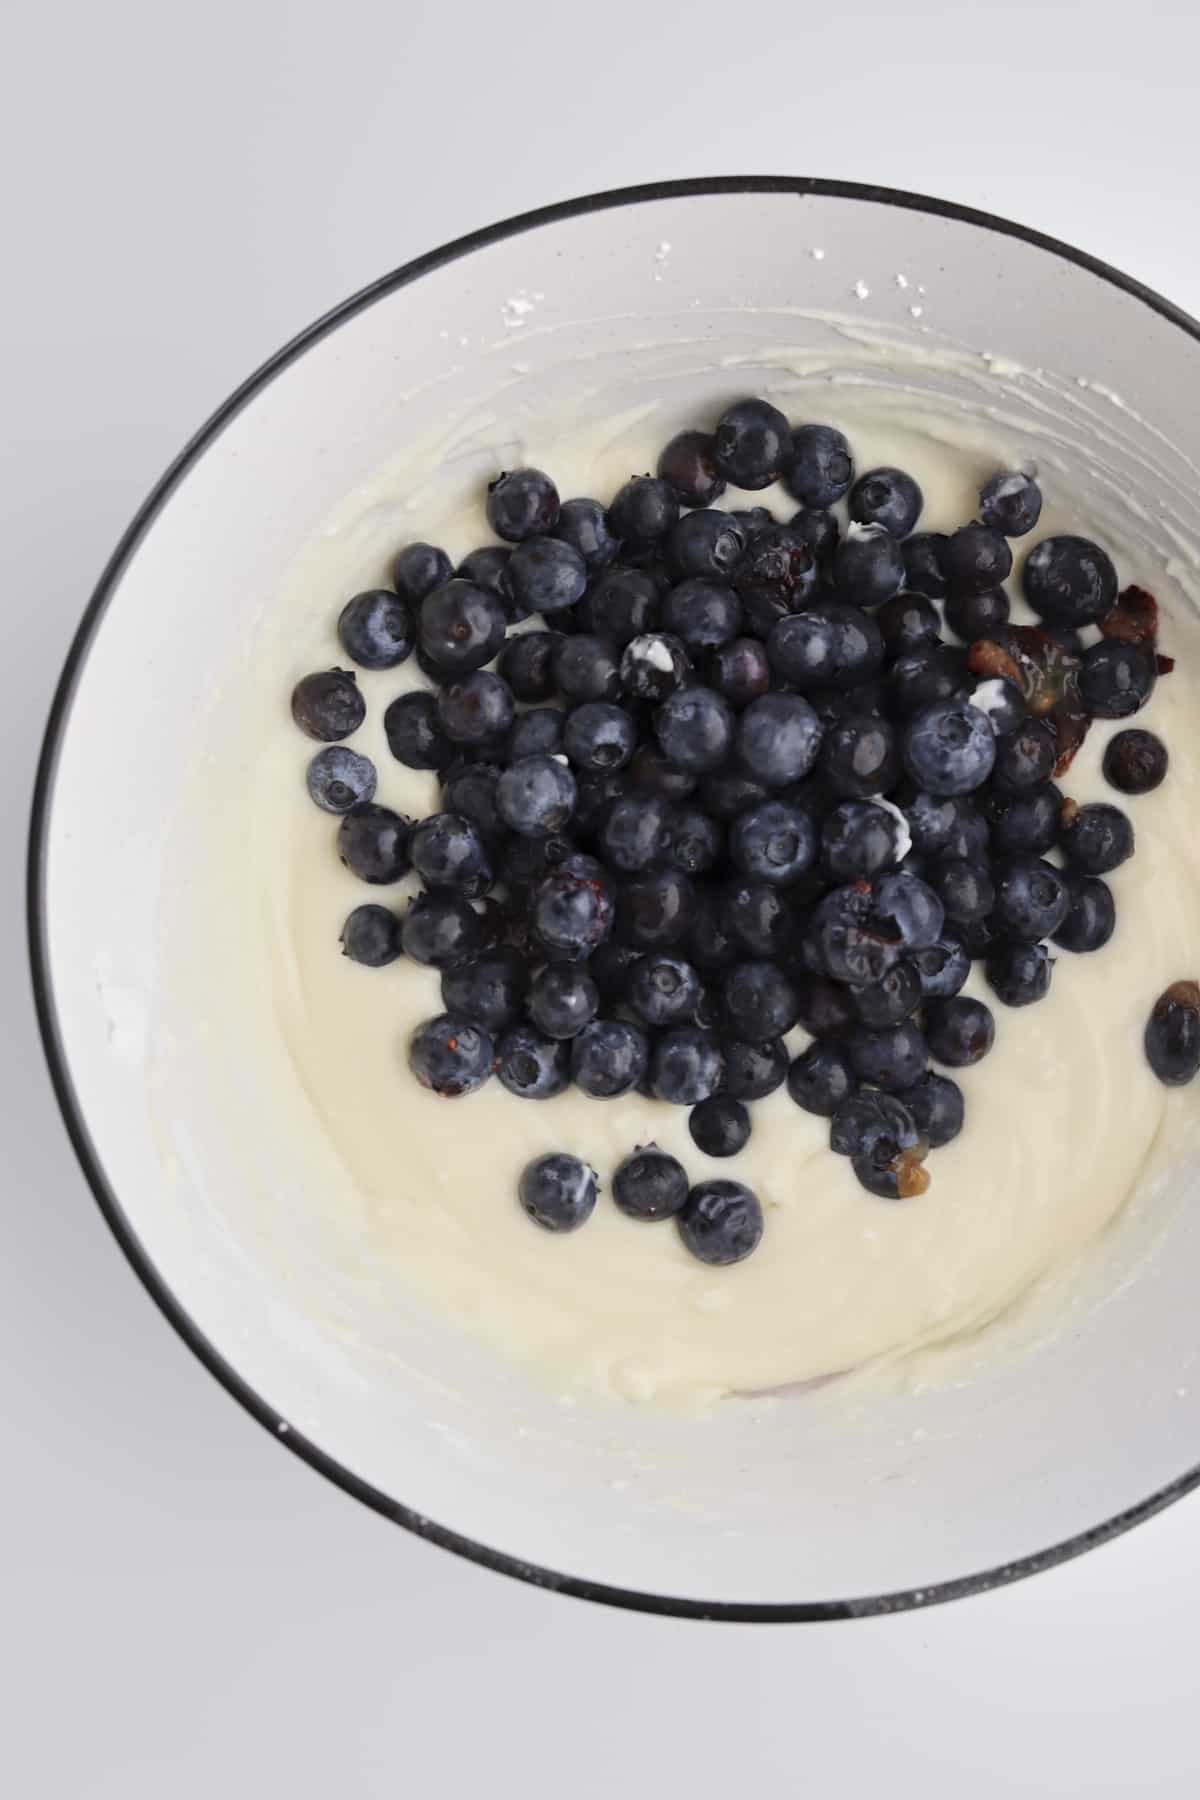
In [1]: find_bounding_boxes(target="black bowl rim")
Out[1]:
[27,175,1200,1623]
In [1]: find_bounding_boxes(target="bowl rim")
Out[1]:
[27,174,1200,1624]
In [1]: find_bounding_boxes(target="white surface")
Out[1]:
[8,0,1200,1790]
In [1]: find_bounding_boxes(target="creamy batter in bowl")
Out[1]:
[31,181,1200,1617]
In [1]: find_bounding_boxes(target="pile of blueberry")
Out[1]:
[292,396,1174,1268]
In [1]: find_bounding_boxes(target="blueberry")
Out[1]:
[656,429,726,506]
[721,960,798,1039]
[1145,982,1200,1086]
[720,879,793,959]
[930,857,995,925]
[402,891,481,968]
[436,671,515,747]
[728,799,816,885]
[655,685,735,773]
[786,1041,855,1116]
[532,853,614,957]
[646,1026,721,1104]
[563,700,637,773]
[821,713,899,798]
[606,475,679,547]
[628,745,697,801]
[1052,874,1116,953]
[598,793,668,871]
[734,525,818,628]
[784,422,853,507]
[408,1013,494,1096]
[925,996,995,1067]
[508,707,564,760]
[888,645,971,715]
[553,497,620,571]
[902,532,949,599]
[495,1022,570,1098]
[1079,641,1157,718]
[699,637,767,710]
[496,753,577,836]
[902,1072,967,1148]
[993,856,1070,941]
[941,525,1013,598]
[527,965,600,1039]
[553,634,620,704]
[902,700,996,796]
[944,586,1011,643]
[389,541,450,602]
[848,466,923,537]
[620,632,691,703]
[337,803,412,883]
[908,934,971,999]
[613,1145,690,1220]
[507,537,588,616]
[663,804,722,875]
[1104,729,1168,795]
[793,973,856,1038]
[809,883,903,985]
[1023,534,1118,625]
[877,592,941,657]
[661,577,743,651]
[418,580,507,674]
[991,718,1057,792]
[486,468,560,541]
[735,693,824,789]
[969,677,1027,736]
[627,954,702,1027]
[306,745,377,814]
[846,1019,928,1091]
[986,940,1053,1007]
[517,1152,598,1232]
[570,1018,648,1097]
[436,950,524,1032]
[830,1088,920,1158]
[1061,801,1134,875]
[872,869,945,949]
[441,763,505,845]
[821,799,904,880]
[498,631,560,702]
[666,509,745,580]
[617,868,694,948]
[713,397,792,490]
[834,523,906,609]
[410,811,493,897]
[678,1179,763,1265]
[689,1096,750,1158]
[457,545,514,607]
[988,783,1062,857]
[850,960,923,1026]
[340,903,401,967]
[337,590,416,670]
[769,603,884,691]
[721,1037,788,1099]
[291,668,365,742]
[789,507,841,563]
[979,470,1043,538]
[583,566,660,645]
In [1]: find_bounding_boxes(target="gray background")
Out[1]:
[6,1,1200,1792]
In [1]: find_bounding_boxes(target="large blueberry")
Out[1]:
[736,693,823,787]
[654,685,735,773]
[418,580,507,674]
[495,1023,570,1098]
[729,799,816,885]
[783,423,853,508]
[677,1180,763,1265]
[337,803,412,883]
[902,700,996,795]
[442,949,527,1030]
[612,1146,690,1220]
[306,746,377,814]
[410,811,493,897]
[979,470,1042,537]
[408,1013,494,1096]
[713,397,792,490]
[571,1018,649,1097]
[849,466,923,537]
[661,577,743,651]
[486,467,560,541]
[666,509,746,580]
[992,856,1071,941]
[607,476,679,548]
[337,590,415,670]
[553,497,620,571]
[833,523,906,609]
[1023,534,1118,625]
[519,1154,598,1232]
[507,537,588,615]
[495,753,577,836]
[657,429,726,507]
[291,668,365,742]
[531,853,614,957]
[651,1026,725,1104]
[340,904,401,967]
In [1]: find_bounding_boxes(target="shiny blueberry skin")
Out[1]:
[1145,984,1200,1086]
[721,960,799,1039]
[986,940,1053,1007]
[457,545,514,607]
[944,585,1011,642]
[876,592,941,657]
[821,713,900,798]
[553,497,620,571]
[495,754,577,836]
[1079,641,1157,718]
[888,645,971,715]
[666,509,746,580]
[519,1154,598,1232]
[553,634,620,703]
[770,603,884,691]
[925,996,995,1067]
[436,671,515,746]
[599,793,669,872]
[337,590,416,670]
[498,631,560,702]
[409,1013,494,1096]
[613,1145,690,1220]
[620,632,691,703]
[901,532,949,600]
[486,468,560,541]
[532,854,614,958]
[873,869,946,949]
[789,507,840,564]
[931,857,995,925]
[1023,534,1118,625]
[849,466,923,538]
[988,783,1062,857]
[661,577,743,651]
[809,883,903,985]
[401,891,481,968]
[729,799,817,886]
[821,799,904,880]
[583,566,660,646]
[507,537,588,616]
[993,856,1071,941]
[902,699,996,796]
[383,692,454,772]
[991,718,1057,792]
[616,868,694,948]
[784,422,853,508]
[1061,801,1134,875]
[291,668,365,742]
[721,1037,789,1099]
[689,1096,751,1158]
[830,1089,920,1159]
[786,1041,855,1116]
[337,803,412,884]
[607,475,680,548]
[908,934,971,1000]
[896,1071,965,1147]
[834,524,906,609]
[340,903,401,967]
[941,524,1013,599]
[1052,874,1116,954]
[418,580,507,675]
[627,954,703,1027]
[655,685,735,773]
[570,1017,649,1098]
[495,1023,570,1099]
[721,879,796,959]
[657,429,726,507]
[651,1025,724,1104]
[508,707,564,761]
[979,470,1043,537]
[1103,729,1168,795]
[847,1020,928,1091]
[735,693,823,787]
[410,812,493,897]
[664,803,723,875]
[527,965,600,1039]
[563,701,637,773]
[393,542,453,603]
[441,949,527,1031]
[850,959,923,1027]
[735,525,819,631]
[713,397,792,490]
[306,746,377,814]
[677,1179,763,1266]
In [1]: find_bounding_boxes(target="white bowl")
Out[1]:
[30,179,1200,1620]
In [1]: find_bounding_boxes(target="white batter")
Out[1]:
[199,396,1200,1412]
